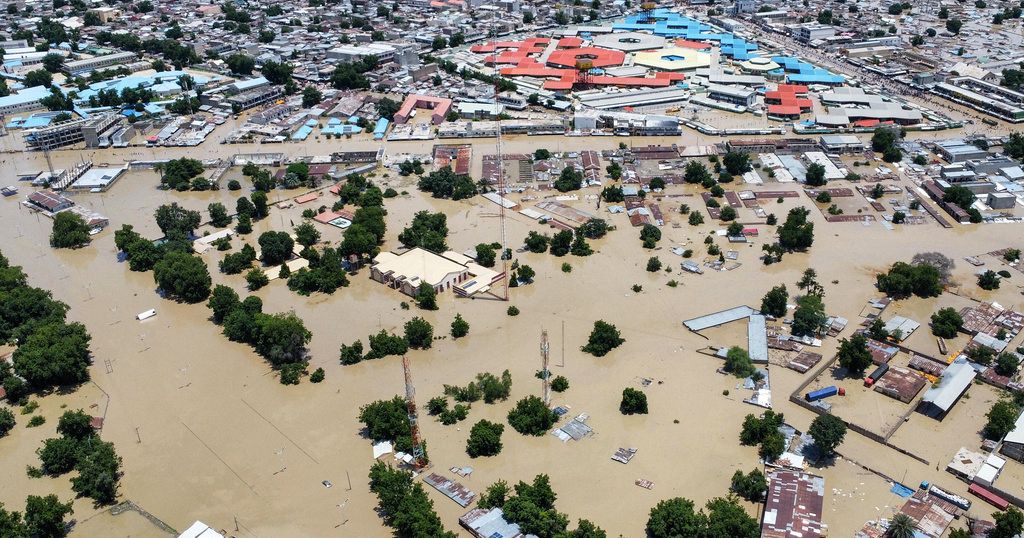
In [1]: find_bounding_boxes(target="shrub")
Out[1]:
[507,306,520,316]
[451,314,469,338]
[551,376,569,392]
[930,307,963,338]
[310,368,325,383]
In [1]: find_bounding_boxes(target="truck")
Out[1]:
[865,363,889,387]
[805,386,845,402]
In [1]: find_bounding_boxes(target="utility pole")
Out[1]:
[541,329,550,406]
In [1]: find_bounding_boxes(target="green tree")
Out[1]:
[24,495,72,538]
[946,17,962,33]
[803,161,827,185]
[466,419,504,457]
[258,231,294,266]
[647,498,706,538]
[791,294,826,336]
[991,507,1024,538]
[577,218,609,239]
[985,400,1021,440]
[837,333,873,377]
[404,317,433,349]
[301,85,323,107]
[646,257,662,272]
[415,282,438,310]
[887,513,916,538]
[524,231,551,253]
[294,221,320,248]
[475,243,497,267]
[478,480,511,509]
[48,212,91,249]
[253,312,310,365]
[978,270,1001,290]
[549,230,573,257]
[760,285,788,317]
[246,268,268,291]
[71,440,121,504]
[56,409,93,440]
[930,307,963,338]
[398,211,448,252]
[724,346,755,378]
[639,224,661,248]
[0,408,14,437]
[154,202,201,239]
[451,314,469,338]
[154,252,211,303]
[620,387,648,414]
[554,166,583,192]
[723,151,751,175]
[808,413,846,457]
[507,395,558,436]
[12,321,91,389]
[730,469,767,502]
[581,320,624,357]
[778,207,814,251]
[208,202,231,228]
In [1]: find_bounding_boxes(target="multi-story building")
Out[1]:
[63,51,139,76]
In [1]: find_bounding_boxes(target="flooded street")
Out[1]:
[1,124,1022,537]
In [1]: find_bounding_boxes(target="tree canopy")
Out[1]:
[837,333,873,377]
[49,212,91,249]
[581,320,625,357]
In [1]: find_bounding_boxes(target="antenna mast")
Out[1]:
[402,355,426,468]
[492,14,509,301]
[541,329,551,406]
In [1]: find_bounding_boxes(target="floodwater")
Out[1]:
[0,125,1022,538]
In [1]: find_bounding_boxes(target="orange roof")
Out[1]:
[654,71,685,81]
[675,39,713,50]
[294,192,319,204]
[589,76,671,87]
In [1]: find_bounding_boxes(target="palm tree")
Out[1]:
[887,513,916,538]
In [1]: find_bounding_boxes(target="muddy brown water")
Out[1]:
[0,129,1021,537]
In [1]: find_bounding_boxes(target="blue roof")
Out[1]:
[614,10,761,60]
[322,124,361,136]
[233,76,269,91]
[0,85,50,108]
[292,125,313,140]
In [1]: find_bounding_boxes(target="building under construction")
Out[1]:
[24,114,121,150]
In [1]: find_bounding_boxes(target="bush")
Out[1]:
[507,396,557,435]
[279,362,304,385]
[0,408,14,436]
[415,282,438,310]
[507,306,520,316]
[620,388,648,414]
[985,400,1020,440]
[466,420,504,457]
[581,320,624,357]
[561,263,572,273]
[426,396,448,415]
[28,415,46,427]
[979,270,1001,290]
[551,376,569,392]
[339,340,364,365]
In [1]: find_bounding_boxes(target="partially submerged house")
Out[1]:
[917,358,976,419]
[370,247,502,298]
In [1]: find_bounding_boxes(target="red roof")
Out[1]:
[969,484,1009,510]
[767,104,803,116]
[557,37,583,48]
[777,84,809,94]
[294,192,319,204]
[547,47,625,69]
[853,119,880,127]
